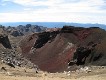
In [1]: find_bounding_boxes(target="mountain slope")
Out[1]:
[20,26,106,72]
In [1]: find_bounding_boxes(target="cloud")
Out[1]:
[0,10,106,24]
[2,0,50,6]
[0,1,25,13]
[0,0,106,24]
[1,0,106,12]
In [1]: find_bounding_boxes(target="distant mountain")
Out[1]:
[0,22,106,29]
[0,24,47,37]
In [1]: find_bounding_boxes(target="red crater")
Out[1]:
[20,26,106,72]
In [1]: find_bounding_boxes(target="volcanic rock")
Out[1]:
[0,34,12,49]
[20,26,106,72]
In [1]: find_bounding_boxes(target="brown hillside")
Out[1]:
[20,26,106,72]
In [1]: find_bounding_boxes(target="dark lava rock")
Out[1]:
[0,34,12,49]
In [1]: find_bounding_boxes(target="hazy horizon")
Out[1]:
[0,22,106,30]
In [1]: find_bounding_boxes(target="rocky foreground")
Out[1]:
[0,62,106,80]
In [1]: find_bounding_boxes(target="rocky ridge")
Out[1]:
[0,27,36,69]
[0,25,106,73]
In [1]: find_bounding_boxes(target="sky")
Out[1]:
[0,0,106,24]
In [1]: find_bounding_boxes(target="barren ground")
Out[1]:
[0,62,106,80]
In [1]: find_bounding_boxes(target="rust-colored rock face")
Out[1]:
[20,26,106,72]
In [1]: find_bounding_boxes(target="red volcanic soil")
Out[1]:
[20,26,106,72]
